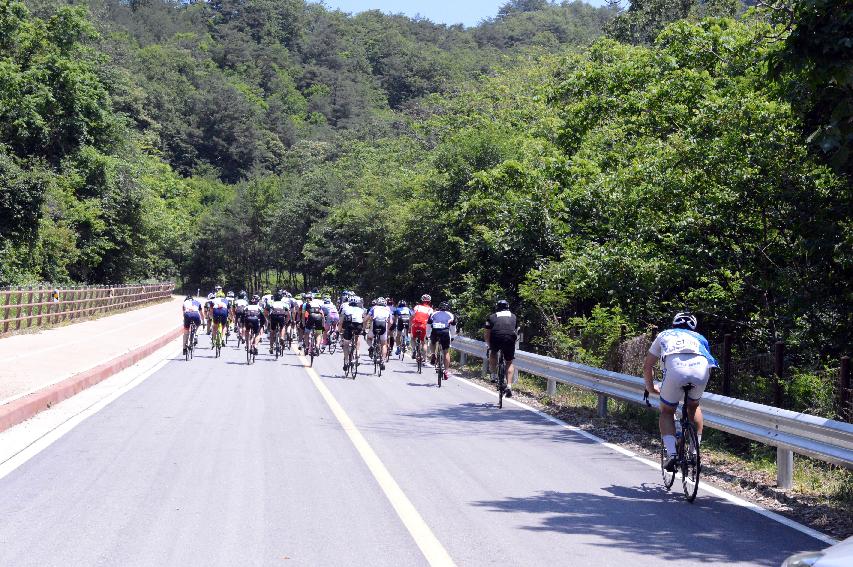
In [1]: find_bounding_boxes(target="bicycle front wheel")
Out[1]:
[497,358,506,408]
[681,421,701,502]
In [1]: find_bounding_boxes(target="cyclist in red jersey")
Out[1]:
[411,294,434,364]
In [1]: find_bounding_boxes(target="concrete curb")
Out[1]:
[0,326,183,433]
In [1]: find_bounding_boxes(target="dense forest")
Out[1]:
[1,0,851,376]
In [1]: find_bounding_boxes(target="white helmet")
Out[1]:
[672,312,698,331]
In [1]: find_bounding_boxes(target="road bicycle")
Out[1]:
[186,322,198,361]
[645,384,701,502]
[246,328,257,365]
[414,336,424,374]
[236,320,244,349]
[489,347,508,409]
[272,323,283,360]
[344,332,360,379]
[373,336,383,377]
[212,323,224,358]
[308,328,319,367]
[397,329,410,361]
[435,342,444,387]
[327,328,339,355]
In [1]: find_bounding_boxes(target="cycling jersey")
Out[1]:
[484,310,517,338]
[245,304,262,320]
[368,305,392,323]
[269,300,291,316]
[183,299,201,313]
[323,303,339,320]
[648,329,718,367]
[393,306,412,321]
[234,298,248,314]
[305,299,325,329]
[340,304,365,325]
[428,310,456,333]
[411,304,433,328]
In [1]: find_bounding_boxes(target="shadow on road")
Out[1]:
[469,486,817,566]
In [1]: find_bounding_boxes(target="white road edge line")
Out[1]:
[297,350,456,567]
[0,341,180,481]
[455,375,838,547]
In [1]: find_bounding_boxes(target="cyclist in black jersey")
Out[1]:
[484,299,518,397]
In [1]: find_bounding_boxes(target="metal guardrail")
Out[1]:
[452,336,853,486]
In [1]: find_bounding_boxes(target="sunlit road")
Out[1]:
[0,336,825,566]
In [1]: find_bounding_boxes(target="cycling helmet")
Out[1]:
[349,296,360,306]
[421,294,431,303]
[264,289,271,296]
[398,300,407,307]
[285,291,292,298]
[207,293,215,300]
[496,299,510,311]
[273,292,282,301]
[324,298,331,304]
[226,291,234,298]
[185,294,194,301]
[251,294,260,303]
[376,297,384,305]
[215,285,222,291]
[305,292,313,300]
[672,312,698,331]
[386,297,394,305]
[239,290,247,299]
[439,301,450,311]
[323,294,331,301]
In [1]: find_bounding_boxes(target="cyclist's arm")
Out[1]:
[643,354,659,394]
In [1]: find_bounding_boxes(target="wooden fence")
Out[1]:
[0,283,175,335]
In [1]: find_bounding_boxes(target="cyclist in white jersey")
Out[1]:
[644,312,718,472]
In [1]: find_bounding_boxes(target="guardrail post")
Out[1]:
[597,394,608,417]
[722,333,733,396]
[840,356,851,422]
[546,379,556,396]
[513,332,522,384]
[774,341,785,408]
[776,447,793,489]
[459,351,467,366]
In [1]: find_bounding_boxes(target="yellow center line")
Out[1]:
[295,348,456,567]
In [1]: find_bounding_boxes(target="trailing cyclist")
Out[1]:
[214,285,226,299]
[303,292,325,356]
[225,291,236,334]
[365,297,392,370]
[233,291,249,333]
[211,295,230,348]
[643,312,718,472]
[322,296,340,348]
[182,295,203,355]
[340,296,365,373]
[268,292,291,352]
[203,293,215,334]
[484,299,518,397]
[427,302,457,381]
[243,295,263,355]
[411,294,434,364]
[393,300,412,356]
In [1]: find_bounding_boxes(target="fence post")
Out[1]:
[777,447,793,490]
[25,286,34,330]
[774,341,785,408]
[597,394,608,417]
[840,356,851,422]
[546,379,556,397]
[722,333,733,396]
[2,291,10,334]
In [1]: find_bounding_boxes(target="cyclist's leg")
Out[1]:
[687,401,703,443]
[442,333,451,376]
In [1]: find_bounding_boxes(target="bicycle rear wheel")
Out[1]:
[416,339,422,374]
[329,333,337,355]
[436,345,443,387]
[681,420,701,502]
[310,333,315,367]
[497,356,506,408]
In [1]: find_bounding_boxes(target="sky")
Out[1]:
[317,1,604,27]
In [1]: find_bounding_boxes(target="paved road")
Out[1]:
[0,334,827,566]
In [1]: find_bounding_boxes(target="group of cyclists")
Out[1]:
[180,287,475,382]
[182,285,717,475]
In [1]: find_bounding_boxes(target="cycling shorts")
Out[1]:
[306,316,324,330]
[395,319,410,332]
[659,354,711,407]
[324,315,339,330]
[430,329,451,350]
[213,308,229,324]
[342,322,363,341]
[183,312,202,329]
[489,334,516,362]
[270,314,287,330]
[411,325,427,341]
[244,318,261,334]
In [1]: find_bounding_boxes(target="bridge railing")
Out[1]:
[452,335,853,488]
[0,283,175,336]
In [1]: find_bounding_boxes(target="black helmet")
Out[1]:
[398,300,407,307]
[496,299,510,311]
[273,292,282,301]
[251,294,260,304]
[672,312,698,331]
[239,290,247,299]
[439,301,450,311]
[185,294,194,301]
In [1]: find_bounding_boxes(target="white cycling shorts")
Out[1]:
[659,353,711,407]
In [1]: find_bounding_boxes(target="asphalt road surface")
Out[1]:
[0,333,828,566]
